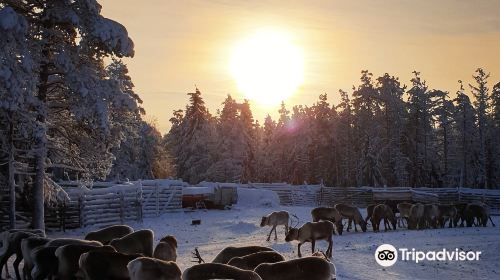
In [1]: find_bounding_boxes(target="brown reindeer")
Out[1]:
[182,263,262,280]
[78,250,142,280]
[437,205,457,228]
[260,211,290,241]
[109,229,154,257]
[285,221,334,258]
[465,203,496,227]
[254,257,333,280]
[84,225,133,245]
[227,251,285,270]
[408,203,425,230]
[128,257,182,280]
[311,207,344,235]
[55,244,116,280]
[396,202,413,228]
[210,246,275,264]
[0,230,45,280]
[21,236,51,280]
[153,235,177,262]
[334,204,367,232]
[371,204,396,232]
[423,204,440,229]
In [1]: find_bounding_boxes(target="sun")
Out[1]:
[229,29,304,106]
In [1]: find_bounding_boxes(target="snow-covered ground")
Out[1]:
[52,203,499,280]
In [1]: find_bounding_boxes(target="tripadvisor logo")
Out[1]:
[375,244,482,267]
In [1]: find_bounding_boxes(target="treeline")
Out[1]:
[166,69,500,188]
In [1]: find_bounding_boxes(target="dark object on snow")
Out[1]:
[192,219,201,225]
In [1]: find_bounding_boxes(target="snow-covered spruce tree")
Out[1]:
[310,94,338,185]
[469,68,490,188]
[376,73,409,187]
[238,100,256,183]
[430,89,457,187]
[167,88,214,184]
[454,81,480,187]
[0,6,37,227]
[489,82,500,187]
[336,89,356,187]
[351,70,384,187]
[207,95,244,182]
[0,1,139,229]
[254,114,277,182]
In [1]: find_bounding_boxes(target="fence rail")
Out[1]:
[245,185,500,214]
[59,181,183,230]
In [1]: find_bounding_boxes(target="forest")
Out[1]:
[165,69,500,189]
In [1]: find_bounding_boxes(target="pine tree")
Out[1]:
[469,68,490,187]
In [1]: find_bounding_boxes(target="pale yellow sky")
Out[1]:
[100,0,500,133]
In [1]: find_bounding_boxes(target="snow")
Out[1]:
[236,187,280,208]
[91,17,134,57]
[47,205,500,279]
[183,187,213,195]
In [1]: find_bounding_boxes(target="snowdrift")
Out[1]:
[236,187,280,208]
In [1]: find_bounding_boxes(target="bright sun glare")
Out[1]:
[230,29,304,106]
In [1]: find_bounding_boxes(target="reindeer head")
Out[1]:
[285,227,299,242]
[260,216,268,227]
[285,215,301,241]
[360,220,367,232]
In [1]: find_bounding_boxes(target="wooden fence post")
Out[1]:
[119,191,125,224]
[155,183,160,217]
[78,193,84,228]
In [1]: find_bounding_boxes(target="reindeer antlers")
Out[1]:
[291,214,300,228]
[191,247,205,264]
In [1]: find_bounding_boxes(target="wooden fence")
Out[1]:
[246,184,500,214]
[58,181,182,230]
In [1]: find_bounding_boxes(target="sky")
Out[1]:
[100,0,500,133]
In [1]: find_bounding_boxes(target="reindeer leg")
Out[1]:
[274,225,278,240]
[354,220,358,232]
[327,236,333,258]
[297,243,302,258]
[489,216,496,227]
[311,240,316,254]
[347,219,352,232]
[267,226,273,241]
[13,254,22,280]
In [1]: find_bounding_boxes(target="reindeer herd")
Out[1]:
[0,200,495,280]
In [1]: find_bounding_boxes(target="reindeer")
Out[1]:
[285,220,334,258]
[408,203,425,230]
[227,251,285,270]
[312,251,337,279]
[55,244,116,280]
[334,204,367,232]
[437,205,457,228]
[109,229,154,257]
[191,246,274,264]
[78,250,142,280]
[371,204,397,232]
[0,230,45,280]
[183,263,262,280]
[396,202,413,228]
[453,203,468,227]
[31,245,59,280]
[128,257,182,280]
[84,225,133,245]
[21,236,51,280]
[365,204,376,224]
[423,204,440,229]
[311,207,344,235]
[465,203,496,227]
[153,235,177,262]
[260,211,290,241]
[254,257,333,280]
